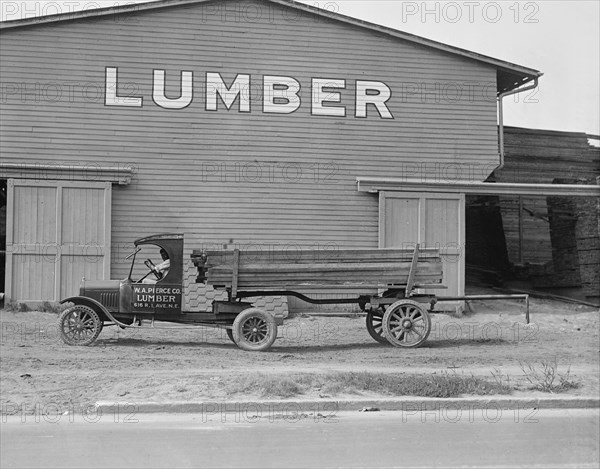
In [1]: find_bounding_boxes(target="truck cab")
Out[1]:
[121,233,184,315]
[61,234,185,325]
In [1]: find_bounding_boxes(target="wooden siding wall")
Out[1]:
[0,1,500,305]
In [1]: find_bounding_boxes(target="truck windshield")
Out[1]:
[127,247,141,280]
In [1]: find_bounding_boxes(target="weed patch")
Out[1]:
[223,371,512,399]
[519,358,580,393]
[225,374,313,398]
[2,301,31,313]
[319,371,511,398]
[39,301,67,314]
[2,301,67,314]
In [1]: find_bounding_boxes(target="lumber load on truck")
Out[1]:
[191,246,444,290]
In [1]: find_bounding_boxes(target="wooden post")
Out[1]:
[518,196,524,264]
[231,249,240,299]
[406,243,420,297]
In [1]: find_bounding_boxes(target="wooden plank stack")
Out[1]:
[491,127,600,299]
[191,247,444,291]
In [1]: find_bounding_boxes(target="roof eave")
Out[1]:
[0,0,542,91]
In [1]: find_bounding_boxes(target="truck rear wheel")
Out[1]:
[366,307,389,344]
[382,300,431,348]
[59,305,103,346]
[232,308,277,352]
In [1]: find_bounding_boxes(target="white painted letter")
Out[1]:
[105,67,142,107]
[355,80,393,119]
[263,76,301,114]
[206,73,250,112]
[312,78,346,117]
[153,70,193,109]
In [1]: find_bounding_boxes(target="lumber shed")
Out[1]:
[4,0,585,314]
[465,127,600,304]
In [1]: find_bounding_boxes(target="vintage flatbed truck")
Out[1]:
[59,233,529,351]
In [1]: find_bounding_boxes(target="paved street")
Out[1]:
[1,407,598,468]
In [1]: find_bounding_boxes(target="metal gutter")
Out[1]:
[496,77,540,171]
[356,178,600,197]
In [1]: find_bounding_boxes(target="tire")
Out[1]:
[226,328,236,344]
[382,300,431,348]
[58,305,103,346]
[365,308,389,344]
[231,308,277,352]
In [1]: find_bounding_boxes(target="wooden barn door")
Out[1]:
[379,191,465,311]
[5,179,111,303]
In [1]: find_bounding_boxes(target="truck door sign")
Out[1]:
[133,285,182,310]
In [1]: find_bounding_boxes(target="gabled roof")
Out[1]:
[0,0,542,94]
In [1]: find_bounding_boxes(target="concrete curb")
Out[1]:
[96,396,600,415]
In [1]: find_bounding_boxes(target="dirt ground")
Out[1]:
[1,290,598,414]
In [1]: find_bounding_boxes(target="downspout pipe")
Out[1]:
[496,77,540,171]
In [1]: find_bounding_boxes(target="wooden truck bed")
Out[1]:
[191,246,444,292]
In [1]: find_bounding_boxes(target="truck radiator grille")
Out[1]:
[100,292,119,310]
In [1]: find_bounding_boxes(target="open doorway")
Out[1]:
[465,195,510,284]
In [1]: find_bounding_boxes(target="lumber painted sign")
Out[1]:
[132,284,182,311]
[104,67,394,119]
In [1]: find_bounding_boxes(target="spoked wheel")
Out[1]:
[58,305,103,346]
[232,308,277,352]
[366,307,389,344]
[382,300,431,348]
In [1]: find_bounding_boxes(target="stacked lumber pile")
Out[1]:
[497,126,599,184]
[494,127,598,266]
[191,247,443,290]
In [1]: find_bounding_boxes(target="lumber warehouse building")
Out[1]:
[1,0,597,311]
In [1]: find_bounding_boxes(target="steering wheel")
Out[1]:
[144,259,162,279]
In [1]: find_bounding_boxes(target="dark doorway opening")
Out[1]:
[465,195,510,285]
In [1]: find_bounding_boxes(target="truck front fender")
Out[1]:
[60,296,128,327]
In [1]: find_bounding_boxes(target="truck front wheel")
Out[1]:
[59,305,103,346]
[232,308,277,352]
